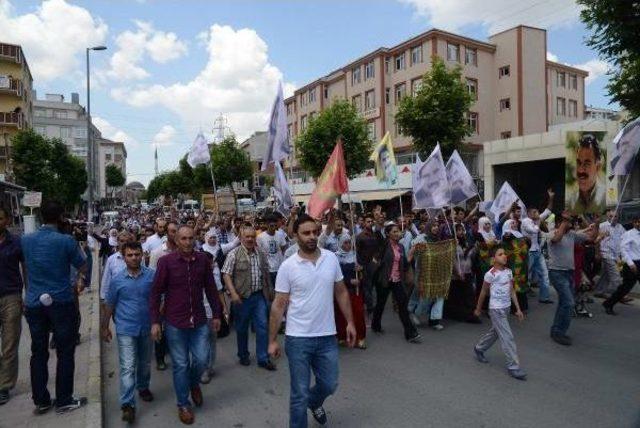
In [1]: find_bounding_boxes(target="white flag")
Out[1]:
[413,144,451,209]
[489,181,527,221]
[261,81,291,171]
[273,161,294,216]
[446,150,478,204]
[187,132,210,167]
[609,116,640,176]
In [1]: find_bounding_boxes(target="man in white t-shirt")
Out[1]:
[473,246,527,381]
[257,214,288,286]
[268,214,355,428]
[141,219,167,256]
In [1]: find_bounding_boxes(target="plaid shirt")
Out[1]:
[222,246,263,293]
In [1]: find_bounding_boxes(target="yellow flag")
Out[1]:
[369,132,398,185]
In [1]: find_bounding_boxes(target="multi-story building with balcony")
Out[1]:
[0,42,33,181]
[284,25,588,184]
[98,138,127,199]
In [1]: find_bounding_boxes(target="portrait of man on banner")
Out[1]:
[565,131,607,215]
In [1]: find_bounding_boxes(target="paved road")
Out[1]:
[103,296,640,428]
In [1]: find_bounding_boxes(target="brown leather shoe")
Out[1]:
[190,386,203,407]
[178,406,194,425]
[138,389,154,402]
[121,405,135,423]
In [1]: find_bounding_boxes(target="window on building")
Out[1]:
[74,127,87,138]
[287,124,292,138]
[34,109,45,117]
[54,110,67,119]
[467,112,478,133]
[367,122,376,141]
[286,103,292,115]
[499,65,510,78]
[60,127,72,138]
[385,57,391,74]
[324,87,329,99]
[114,154,123,163]
[466,78,478,100]
[365,61,375,80]
[395,83,406,103]
[447,43,460,62]
[105,153,112,161]
[300,92,307,106]
[385,88,390,104]
[365,90,376,110]
[499,98,511,111]
[465,47,477,66]
[45,109,54,118]
[570,73,578,90]
[557,71,566,88]
[301,115,308,131]
[411,79,423,96]
[500,131,512,139]
[568,99,578,117]
[35,126,46,135]
[309,88,316,103]
[395,53,405,71]
[352,66,362,85]
[352,94,362,112]
[411,46,423,65]
[556,97,566,116]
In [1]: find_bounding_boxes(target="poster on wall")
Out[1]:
[565,131,609,216]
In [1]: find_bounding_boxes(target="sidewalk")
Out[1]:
[3,251,103,428]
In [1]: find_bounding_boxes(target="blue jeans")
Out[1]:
[117,334,152,407]
[206,328,217,369]
[528,251,551,301]
[285,335,339,428]
[548,270,575,337]
[24,302,78,407]
[232,291,269,364]
[408,287,443,320]
[165,323,209,407]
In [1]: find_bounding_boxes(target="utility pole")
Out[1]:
[86,45,107,223]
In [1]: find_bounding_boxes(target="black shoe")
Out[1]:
[258,360,277,371]
[407,333,422,343]
[473,347,489,363]
[603,302,617,315]
[551,334,572,346]
[239,357,251,366]
[156,360,167,371]
[55,397,88,414]
[309,406,328,425]
[121,404,135,423]
[538,299,554,304]
[371,326,384,334]
[0,389,9,405]
[508,368,527,381]
[33,400,53,415]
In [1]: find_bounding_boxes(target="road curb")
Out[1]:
[86,247,103,427]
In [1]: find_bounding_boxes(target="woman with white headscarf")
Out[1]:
[478,217,496,244]
[334,234,367,349]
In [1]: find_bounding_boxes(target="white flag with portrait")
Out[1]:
[261,81,291,171]
[273,161,294,216]
[413,144,451,209]
[609,116,640,176]
[446,150,478,204]
[187,132,210,167]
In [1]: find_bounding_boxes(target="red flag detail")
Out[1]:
[307,140,349,219]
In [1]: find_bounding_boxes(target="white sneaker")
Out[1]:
[409,313,421,327]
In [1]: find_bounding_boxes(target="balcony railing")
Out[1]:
[0,77,23,97]
[0,112,25,129]
[0,44,23,64]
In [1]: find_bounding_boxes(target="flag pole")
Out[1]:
[209,161,219,216]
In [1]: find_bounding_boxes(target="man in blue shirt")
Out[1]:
[102,241,155,424]
[21,200,88,415]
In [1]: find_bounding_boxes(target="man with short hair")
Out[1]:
[356,213,383,317]
[595,208,626,299]
[522,189,554,304]
[269,214,356,428]
[603,216,640,315]
[21,201,88,415]
[319,215,346,253]
[257,214,287,287]
[568,134,606,214]
[100,231,134,301]
[102,242,155,423]
[142,219,167,255]
[223,224,276,371]
[0,207,24,405]
[150,225,222,425]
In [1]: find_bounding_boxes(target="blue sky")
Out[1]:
[1,0,613,186]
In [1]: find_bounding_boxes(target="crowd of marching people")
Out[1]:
[1,191,639,427]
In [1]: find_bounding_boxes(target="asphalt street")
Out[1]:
[102,295,640,428]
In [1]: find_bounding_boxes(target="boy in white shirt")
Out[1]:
[473,246,527,381]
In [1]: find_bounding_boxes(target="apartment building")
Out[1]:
[98,138,127,199]
[0,42,33,181]
[285,25,587,175]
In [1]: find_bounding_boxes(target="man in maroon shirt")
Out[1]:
[150,225,222,425]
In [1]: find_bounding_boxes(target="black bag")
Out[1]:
[217,314,230,338]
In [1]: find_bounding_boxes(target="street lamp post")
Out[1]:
[86,45,107,223]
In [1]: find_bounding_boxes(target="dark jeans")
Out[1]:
[155,324,167,363]
[371,281,417,340]
[232,291,269,364]
[361,262,377,314]
[24,302,78,406]
[548,269,575,337]
[604,262,640,308]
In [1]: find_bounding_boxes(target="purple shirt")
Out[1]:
[0,231,23,297]
[150,251,222,329]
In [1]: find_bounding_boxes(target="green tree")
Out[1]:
[11,129,87,209]
[578,0,638,117]
[296,99,371,179]
[105,164,126,199]
[146,173,168,202]
[395,56,474,159]
[208,136,253,197]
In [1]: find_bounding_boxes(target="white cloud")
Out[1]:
[400,0,581,33]
[103,20,187,81]
[111,24,295,141]
[152,125,177,147]
[93,116,139,148]
[547,51,559,62]
[0,0,108,81]
[575,59,609,85]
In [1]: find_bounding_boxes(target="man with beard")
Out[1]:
[568,134,605,215]
[356,213,383,319]
[268,214,355,428]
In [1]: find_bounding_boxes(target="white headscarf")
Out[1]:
[502,219,523,239]
[108,228,118,247]
[478,217,496,243]
[335,234,356,265]
[202,229,220,256]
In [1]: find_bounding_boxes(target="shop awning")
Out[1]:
[293,189,410,205]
